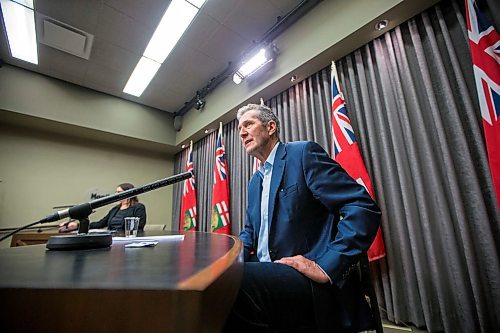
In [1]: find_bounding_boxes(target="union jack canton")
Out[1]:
[466,0,500,207]
[331,76,356,158]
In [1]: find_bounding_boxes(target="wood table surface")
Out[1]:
[0,230,243,333]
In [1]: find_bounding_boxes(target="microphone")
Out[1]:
[42,171,192,224]
[43,208,71,223]
[45,171,192,250]
[22,172,192,250]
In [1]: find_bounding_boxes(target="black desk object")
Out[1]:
[0,231,243,333]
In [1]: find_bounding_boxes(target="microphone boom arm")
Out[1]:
[44,171,192,224]
[0,171,192,246]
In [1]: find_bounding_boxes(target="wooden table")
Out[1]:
[0,231,243,333]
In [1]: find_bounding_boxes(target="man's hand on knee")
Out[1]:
[274,255,330,284]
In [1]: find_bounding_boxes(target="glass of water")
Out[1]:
[124,217,140,238]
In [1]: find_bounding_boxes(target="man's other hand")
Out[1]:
[275,255,330,284]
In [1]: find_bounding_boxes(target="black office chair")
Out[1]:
[358,254,384,333]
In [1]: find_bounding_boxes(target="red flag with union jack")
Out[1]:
[331,61,386,261]
[180,141,197,231]
[252,157,261,174]
[466,0,500,207]
[211,122,231,234]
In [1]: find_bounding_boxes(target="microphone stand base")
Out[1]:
[46,233,112,251]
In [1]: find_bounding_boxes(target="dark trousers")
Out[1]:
[223,262,318,333]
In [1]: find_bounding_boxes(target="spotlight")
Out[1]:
[233,45,276,84]
[375,19,389,31]
[194,91,206,111]
[194,97,206,110]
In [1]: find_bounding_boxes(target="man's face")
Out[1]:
[238,110,274,158]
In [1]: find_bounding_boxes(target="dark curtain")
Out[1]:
[336,1,499,331]
[172,0,499,331]
[172,70,332,237]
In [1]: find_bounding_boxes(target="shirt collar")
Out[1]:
[257,142,280,176]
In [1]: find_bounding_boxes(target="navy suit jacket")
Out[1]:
[239,141,381,332]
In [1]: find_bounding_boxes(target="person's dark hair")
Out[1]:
[117,183,139,205]
[237,103,280,135]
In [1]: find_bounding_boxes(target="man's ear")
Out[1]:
[267,121,277,136]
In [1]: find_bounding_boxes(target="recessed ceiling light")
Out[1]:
[186,0,206,9]
[123,0,207,96]
[144,0,199,63]
[123,57,161,97]
[375,19,389,31]
[0,0,38,64]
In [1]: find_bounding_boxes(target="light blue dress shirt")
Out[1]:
[257,142,280,262]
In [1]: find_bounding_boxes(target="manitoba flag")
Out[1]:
[179,141,197,231]
[466,0,500,207]
[331,61,386,261]
[211,122,231,234]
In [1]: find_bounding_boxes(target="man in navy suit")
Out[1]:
[224,103,381,332]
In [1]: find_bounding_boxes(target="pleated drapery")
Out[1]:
[172,1,499,331]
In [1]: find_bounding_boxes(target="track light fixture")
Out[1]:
[375,19,389,31]
[194,93,206,110]
[233,44,278,84]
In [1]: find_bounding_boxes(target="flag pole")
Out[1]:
[331,61,343,100]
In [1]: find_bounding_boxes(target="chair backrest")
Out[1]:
[357,254,383,333]
[143,224,166,231]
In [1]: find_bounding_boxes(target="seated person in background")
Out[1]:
[60,183,147,232]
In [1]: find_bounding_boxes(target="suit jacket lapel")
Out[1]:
[268,143,286,228]
[253,174,263,240]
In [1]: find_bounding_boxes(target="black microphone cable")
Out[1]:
[0,218,48,242]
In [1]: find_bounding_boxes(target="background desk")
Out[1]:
[10,228,61,247]
[0,231,243,333]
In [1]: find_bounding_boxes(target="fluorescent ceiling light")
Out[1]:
[186,0,206,9]
[123,57,161,97]
[0,0,38,64]
[144,0,197,63]
[124,0,206,96]
[233,48,273,84]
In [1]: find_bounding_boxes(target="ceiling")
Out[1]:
[0,0,319,115]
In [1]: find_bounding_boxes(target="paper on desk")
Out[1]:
[113,235,185,242]
[88,228,111,233]
[125,241,158,248]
